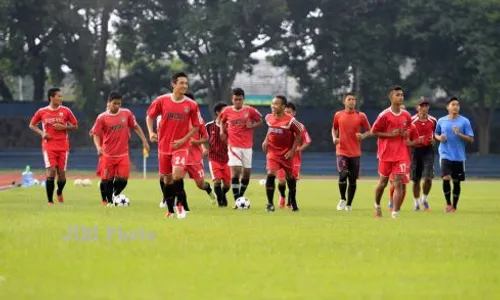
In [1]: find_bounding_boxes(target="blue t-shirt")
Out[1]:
[435,115,474,161]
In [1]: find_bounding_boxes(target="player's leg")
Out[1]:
[54,151,68,203]
[288,164,301,209]
[451,161,465,210]
[100,156,115,205]
[159,175,167,208]
[421,151,435,211]
[222,164,231,206]
[265,157,280,212]
[160,154,176,217]
[388,179,394,211]
[284,164,298,211]
[43,150,57,204]
[276,169,287,208]
[336,156,349,210]
[191,164,215,205]
[374,161,391,217]
[96,157,107,205]
[171,150,189,218]
[228,147,243,203]
[391,174,404,218]
[209,161,224,206]
[411,150,423,210]
[440,159,454,213]
[112,156,130,198]
[239,148,253,198]
[345,157,360,211]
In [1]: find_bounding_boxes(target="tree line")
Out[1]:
[0,0,499,154]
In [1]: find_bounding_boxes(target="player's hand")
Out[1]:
[418,136,424,144]
[142,142,150,152]
[96,147,103,156]
[202,147,208,156]
[284,149,295,160]
[390,129,401,137]
[220,132,227,142]
[262,141,268,152]
[42,132,51,140]
[333,138,340,145]
[53,123,67,131]
[429,136,436,145]
[355,133,363,140]
[402,130,408,138]
[149,132,158,143]
[171,139,184,149]
[439,134,447,142]
[453,126,460,134]
[246,121,254,129]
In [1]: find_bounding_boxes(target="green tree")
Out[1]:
[116,0,288,110]
[397,0,500,154]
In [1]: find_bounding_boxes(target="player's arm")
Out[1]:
[248,108,263,128]
[146,99,161,142]
[297,130,311,152]
[285,119,303,159]
[133,123,150,151]
[371,116,399,138]
[262,128,270,152]
[359,114,372,139]
[29,112,50,139]
[331,113,340,145]
[434,120,446,142]
[93,135,103,155]
[454,119,474,143]
[65,110,78,131]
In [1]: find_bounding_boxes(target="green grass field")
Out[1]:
[1,178,500,299]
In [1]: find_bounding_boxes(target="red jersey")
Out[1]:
[147,94,201,154]
[92,109,137,157]
[89,124,103,147]
[29,105,78,151]
[332,110,371,157]
[206,120,229,164]
[372,108,413,162]
[187,122,208,165]
[294,122,312,165]
[265,113,303,157]
[411,114,437,148]
[219,105,262,148]
[407,124,420,158]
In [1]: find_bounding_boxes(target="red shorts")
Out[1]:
[184,163,205,181]
[390,172,410,184]
[43,150,68,170]
[267,156,294,177]
[208,160,231,185]
[101,156,130,179]
[96,156,104,176]
[379,160,410,178]
[158,149,189,175]
[277,165,301,180]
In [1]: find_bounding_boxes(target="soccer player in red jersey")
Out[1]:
[332,93,371,211]
[146,72,201,219]
[29,88,78,205]
[92,91,150,205]
[219,88,263,207]
[410,98,437,211]
[276,102,312,209]
[262,95,303,212]
[206,102,231,207]
[371,86,413,218]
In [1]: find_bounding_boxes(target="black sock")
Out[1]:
[113,179,128,196]
[105,180,114,203]
[222,186,230,206]
[265,174,276,205]
[163,183,175,213]
[240,178,249,197]
[214,182,223,205]
[231,177,240,200]
[286,177,298,210]
[443,180,451,206]
[159,178,166,201]
[278,183,286,198]
[203,182,213,195]
[347,183,357,206]
[46,177,55,203]
[56,179,66,196]
[173,179,185,209]
[99,180,106,201]
[339,181,347,201]
[452,181,461,209]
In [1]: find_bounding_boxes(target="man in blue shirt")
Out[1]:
[434,96,474,212]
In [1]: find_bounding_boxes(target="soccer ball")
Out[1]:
[235,196,251,210]
[113,194,130,207]
[74,179,83,186]
[82,179,92,187]
[259,179,266,186]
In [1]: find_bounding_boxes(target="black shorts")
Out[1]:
[336,156,360,179]
[410,146,435,182]
[440,159,465,181]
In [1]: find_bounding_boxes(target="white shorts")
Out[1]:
[228,146,253,168]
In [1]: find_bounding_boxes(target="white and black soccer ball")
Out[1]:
[74,179,83,186]
[113,194,130,207]
[235,196,251,210]
[82,179,92,187]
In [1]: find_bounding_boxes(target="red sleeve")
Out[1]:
[219,108,228,122]
[66,108,78,125]
[30,110,41,126]
[361,113,371,131]
[93,116,104,136]
[410,125,419,140]
[302,127,312,143]
[371,113,386,133]
[199,123,208,139]
[147,98,162,119]
[189,103,201,127]
[290,118,303,135]
[127,111,136,129]
[250,107,262,122]
[332,113,339,130]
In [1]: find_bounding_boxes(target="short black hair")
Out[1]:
[172,72,188,83]
[213,101,228,114]
[275,94,287,106]
[47,88,61,101]
[232,87,245,97]
[447,96,459,104]
[345,92,356,98]
[389,85,403,93]
[285,102,296,111]
[108,91,122,101]
[184,92,195,100]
